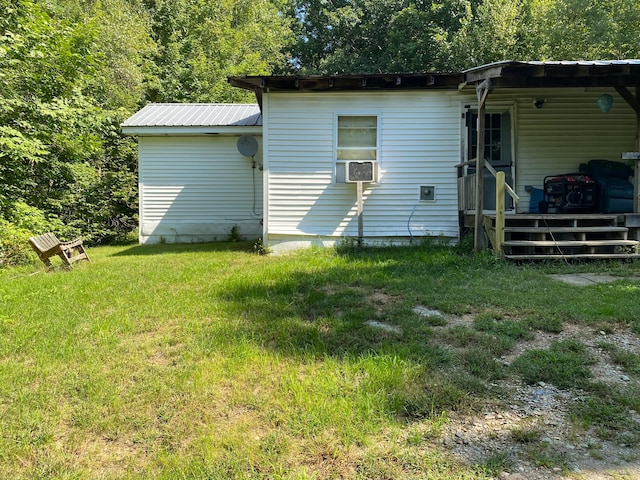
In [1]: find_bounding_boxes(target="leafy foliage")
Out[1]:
[0,202,69,267]
[0,1,145,251]
[291,0,640,73]
[2,0,640,267]
[0,0,295,263]
[291,0,473,74]
[143,0,293,103]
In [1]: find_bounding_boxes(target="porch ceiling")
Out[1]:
[463,60,640,89]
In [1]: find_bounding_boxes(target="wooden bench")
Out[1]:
[29,233,90,268]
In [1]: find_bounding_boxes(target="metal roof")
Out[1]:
[463,59,640,74]
[462,60,640,88]
[121,103,262,128]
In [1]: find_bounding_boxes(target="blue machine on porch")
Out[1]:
[536,159,634,214]
[579,159,634,214]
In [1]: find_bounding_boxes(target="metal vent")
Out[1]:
[346,161,374,183]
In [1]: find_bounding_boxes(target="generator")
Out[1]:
[538,173,596,213]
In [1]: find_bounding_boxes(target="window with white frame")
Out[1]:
[335,115,378,183]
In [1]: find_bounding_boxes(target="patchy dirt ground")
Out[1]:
[422,311,640,480]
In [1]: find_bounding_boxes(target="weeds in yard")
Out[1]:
[454,349,506,381]
[227,224,242,242]
[511,339,595,388]
[252,237,270,255]
[478,450,515,475]
[2,242,640,478]
[522,442,570,470]
[511,425,543,444]
[521,314,564,333]
[570,382,640,442]
[438,325,514,357]
[597,341,640,375]
[473,313,534,341]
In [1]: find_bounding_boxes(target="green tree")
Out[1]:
[384,0,473,72]
[144,0,293,103]
[290,0,640,74]
[450,0,536,68]
[0,1,97,209]
[536,0,640,60]
[0,0,147,249]
[291,0,475,74]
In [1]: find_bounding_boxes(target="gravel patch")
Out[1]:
[423,309,640,480]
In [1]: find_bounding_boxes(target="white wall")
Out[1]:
[259,86,638,251]
[489,88,637,212]
[138,135,263,244]
[263,91,463,250]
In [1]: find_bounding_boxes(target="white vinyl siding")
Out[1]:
[486,88,637,212]
[261,86,638,250]
[138,135,263,243]
[263,91,461,247]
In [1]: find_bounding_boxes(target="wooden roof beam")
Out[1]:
[615,86,640,116]
[464,65,505,84]
[589,64,631,76]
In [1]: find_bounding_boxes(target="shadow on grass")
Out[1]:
[190,246,499,419]
[184,244,640,422]
[111,241,255,256]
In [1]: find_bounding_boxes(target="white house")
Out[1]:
[121,104,264,244]
[230,61,640,253]
[123,61,640,255]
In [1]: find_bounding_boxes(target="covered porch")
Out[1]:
[457,60,640,259]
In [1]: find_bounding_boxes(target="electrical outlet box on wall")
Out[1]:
[420,185,435,201]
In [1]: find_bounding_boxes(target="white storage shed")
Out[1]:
[122,104,263,244]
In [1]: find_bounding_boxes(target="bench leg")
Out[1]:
[79,245,90,262]
[57,251,72,268]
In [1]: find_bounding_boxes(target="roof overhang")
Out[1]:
[229,72,463,94]
[121,125,262,136]
[230,62,640,106]
[462,60,640,89]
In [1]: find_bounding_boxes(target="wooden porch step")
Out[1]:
[503,239,638,248]
[503,217,618,228]
[502,214,619,220]
[476,212,640,260]
[501,232,639,258]
[504,226,628,234]
[505,253,640,261]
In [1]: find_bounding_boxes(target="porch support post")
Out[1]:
[357,180,364,247]
[495,171,505,256]
[474,79,492,251]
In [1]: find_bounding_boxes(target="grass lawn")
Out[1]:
[1,241,640,479]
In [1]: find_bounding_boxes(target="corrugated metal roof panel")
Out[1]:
[464,59,640,73]
[523,60,640,66]
[122,103,262,127]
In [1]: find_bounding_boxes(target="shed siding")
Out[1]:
[139,135,263,243]
[489,88,637,212]
[264,91,462,247]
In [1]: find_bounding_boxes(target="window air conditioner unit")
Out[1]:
[346,161,375,183]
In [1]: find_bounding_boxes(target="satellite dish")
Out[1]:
[237,135,259,157]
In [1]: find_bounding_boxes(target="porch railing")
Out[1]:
[456,159,520,255]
